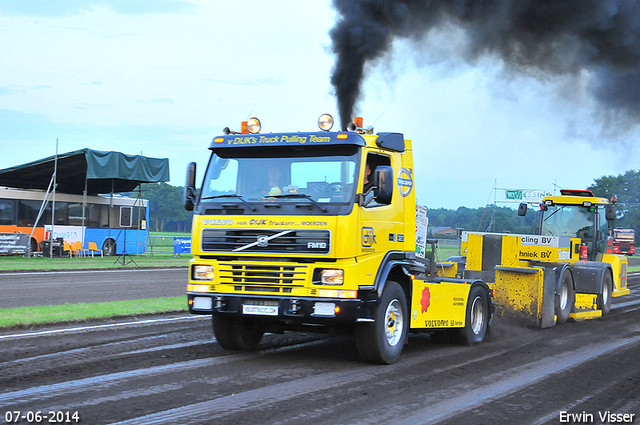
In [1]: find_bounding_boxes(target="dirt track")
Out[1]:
[0,273,639,424]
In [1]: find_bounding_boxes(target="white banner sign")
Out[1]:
[503,189,553,203]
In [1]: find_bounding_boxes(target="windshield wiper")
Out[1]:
[543,205,565,222]
[200,194,256,211]
[270,194,328,212]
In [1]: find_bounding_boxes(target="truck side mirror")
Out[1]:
[518,203,527,216]
[606,204,616,221]
[374,166,393,205]
[184,162,197,211]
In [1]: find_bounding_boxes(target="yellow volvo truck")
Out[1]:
[455,190,630,328]
[184,116,493,364]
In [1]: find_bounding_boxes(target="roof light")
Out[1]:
[247,117,261,134]
[318,114,334,131]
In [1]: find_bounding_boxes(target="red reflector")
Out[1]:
[335,306,341,314]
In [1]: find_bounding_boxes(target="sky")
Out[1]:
[1,0,638,210]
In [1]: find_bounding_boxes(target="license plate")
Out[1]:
[243,305,279,316]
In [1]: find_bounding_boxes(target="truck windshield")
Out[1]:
[200,147,359,208]
[614,230,635,240]
[542,205,594,238]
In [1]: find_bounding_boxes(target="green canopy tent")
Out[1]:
[0,148,170,195]
[0,148,170,257]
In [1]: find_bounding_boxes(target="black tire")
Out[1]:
[102,239,116,256]
[455,285,489,345]
[212,314,239,350]
[555,269,574,324]
[212,315,264,351]
[355,281,408,365]
[598,272,613,315]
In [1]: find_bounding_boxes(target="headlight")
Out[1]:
[247,117,261,134]
[321,269,344,285]
[193,265,215,280]
[318,113,334,131]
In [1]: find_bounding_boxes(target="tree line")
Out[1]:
[137,183,193,233]
[137,169,639,237]
[588,170,640,238]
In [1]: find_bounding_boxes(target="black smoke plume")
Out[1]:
[330,0,640,131]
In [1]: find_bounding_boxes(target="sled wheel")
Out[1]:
[598,272,613,315]
[556,270,574,324]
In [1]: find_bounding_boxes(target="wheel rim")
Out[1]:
[384,299,403,347]
[559,282,568,310]
[470,296,485,335]
[603,279,610,306]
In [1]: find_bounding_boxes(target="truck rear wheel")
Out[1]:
[212,315,265,351]
[556,270,574,324]
[355,281,408,365]
[598,272,613,315]
[455,285,489,345]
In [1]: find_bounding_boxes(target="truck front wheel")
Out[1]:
[212,315,265,351]
[355,281,408,365]
[456,285,489,345]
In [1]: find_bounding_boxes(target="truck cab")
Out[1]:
[184,116,493,364]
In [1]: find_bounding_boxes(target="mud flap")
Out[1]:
[492,267,556,329]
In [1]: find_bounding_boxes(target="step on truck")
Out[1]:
[453,190,630,328]
[184,115,494,364]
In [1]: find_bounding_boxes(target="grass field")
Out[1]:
[0,297,187,328]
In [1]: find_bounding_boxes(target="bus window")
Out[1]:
[0,199,15,225]
[68,203,87,226]
[18,200,42,226]
[53,202,68,225]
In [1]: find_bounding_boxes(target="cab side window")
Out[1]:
[363,153,391,208]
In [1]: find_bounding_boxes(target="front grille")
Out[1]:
[202,229,330,254]
[218,263,307,287]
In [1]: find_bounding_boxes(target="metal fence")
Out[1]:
[146,236,175,255]
[433,238,461,249]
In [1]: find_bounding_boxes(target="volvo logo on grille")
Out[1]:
[257,235,269,247]
[307,242,327,249]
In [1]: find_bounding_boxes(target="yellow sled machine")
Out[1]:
[452,190,629,328]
